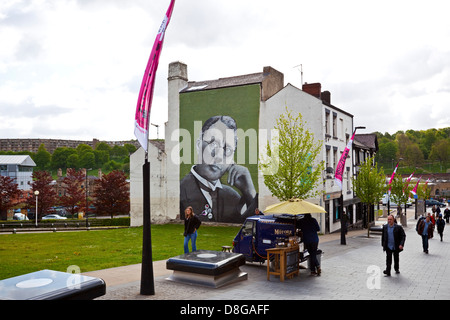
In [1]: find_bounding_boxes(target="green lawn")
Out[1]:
[0,224,241,280]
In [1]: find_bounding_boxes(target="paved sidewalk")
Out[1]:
[87,211,450,300]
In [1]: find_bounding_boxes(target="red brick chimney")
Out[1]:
[302,82,321,99]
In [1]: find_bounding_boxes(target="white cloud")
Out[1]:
[1,0,450,143]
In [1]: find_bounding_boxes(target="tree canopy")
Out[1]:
[375,127,449,173]
[259,108,324,201]
[352,156,386,206]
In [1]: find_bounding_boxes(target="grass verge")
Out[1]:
[0,224,241,280]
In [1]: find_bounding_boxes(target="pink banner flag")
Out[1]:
[403,171,414,193]
[410,176,421,196]
[423,178,430,191]
[334,130,356,189]
[388,161,399,192]
[134,0,176,151]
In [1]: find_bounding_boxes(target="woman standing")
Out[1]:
[183,206,201,253]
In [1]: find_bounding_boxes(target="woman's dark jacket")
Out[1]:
[381,223,406,251]
[184,215,201,235]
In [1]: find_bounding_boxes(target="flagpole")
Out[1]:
[387,158,402,215]
[140,150,155,295]
[336,126,365,245]
[134,0,175,295]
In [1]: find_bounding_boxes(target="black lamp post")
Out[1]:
[85,168,92,229]
[341,126,365,245]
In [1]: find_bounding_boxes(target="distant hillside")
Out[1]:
[374,127,450,174]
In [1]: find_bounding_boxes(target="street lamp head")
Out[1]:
[34,190,39,196]
[355,126,366,130]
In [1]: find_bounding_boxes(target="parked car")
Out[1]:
[42,214,67,220]
[425,199,446,207]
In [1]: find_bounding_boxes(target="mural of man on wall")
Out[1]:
[180,115,258,223]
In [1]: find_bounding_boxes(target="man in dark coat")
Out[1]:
[381,215,406,276]
[298,214,321,276]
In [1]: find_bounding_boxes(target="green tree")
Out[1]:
[124,143,137,155]
[33,144,51,170]
[94,150,110,168]
[95,142,112,153]
[76,144,93,155]
[79,152,95,169]
[396,133,412,160]
[110,145,128,160]
[429,139,450,163]
[404,143,424,167]
[376,141,398,164]
[51,147,76,169]
[259,108,324,201]
[352,156,386,236]
[389,174,413,226]
[104,160,122,171]
[66,154,79,169]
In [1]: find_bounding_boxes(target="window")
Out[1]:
[332,112,337,138]
[325,109,330,136]
[242,220,255,237]
[325,145,330,169]
[333,198,341,222]
[333,147,338,171]
[346,167,351,191]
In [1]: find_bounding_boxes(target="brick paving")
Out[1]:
[94,209,450,300]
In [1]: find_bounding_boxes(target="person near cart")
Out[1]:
[299,214,321,276]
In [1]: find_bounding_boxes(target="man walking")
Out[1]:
[436,214,445,241]
[417,215,434,253]
[381,215,406,276]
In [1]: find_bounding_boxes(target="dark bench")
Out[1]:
[369,225,383,233]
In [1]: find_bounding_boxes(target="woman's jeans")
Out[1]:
[184,231,197,253]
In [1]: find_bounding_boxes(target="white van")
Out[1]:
[13,213,29,220]
[381,194,412,207]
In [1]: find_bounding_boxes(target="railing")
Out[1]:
[0,218,129,233]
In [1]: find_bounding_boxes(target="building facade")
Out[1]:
[262,81,356,233]
[130,62,369,234]
[0,155,36,190]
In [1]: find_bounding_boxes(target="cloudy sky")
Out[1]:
[1,0,449,143]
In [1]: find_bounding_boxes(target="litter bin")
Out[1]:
[307,249,322,270]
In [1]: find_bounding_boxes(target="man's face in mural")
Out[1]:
[195,120,236,181]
